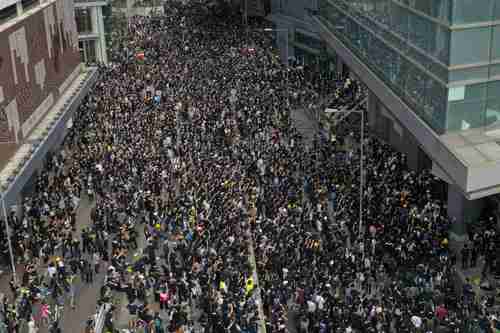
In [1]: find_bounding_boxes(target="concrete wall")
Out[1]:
[1,68,98,213]
[0,0,81,143]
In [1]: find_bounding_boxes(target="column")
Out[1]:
[96,5,108,64]
[367,91,377,129]
[336,56,344,77]
[447,184,484,242]
[279,28,290,65]
[16,1,23,16]
[90,6,98,34]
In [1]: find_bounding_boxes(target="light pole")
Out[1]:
[324,107,365,235]
[262,28,288,66]
[243,0,249,47]
[1,197,17,285]
[262,28,289,110]
[254,28,289,111]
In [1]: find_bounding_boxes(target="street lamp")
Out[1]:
[253,28,290,112]
[324,105,365,235]
[262,28,289,66]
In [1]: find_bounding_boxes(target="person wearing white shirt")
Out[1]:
[28,317,38,333]
[47,263,57,279]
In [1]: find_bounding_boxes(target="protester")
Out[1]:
[0,1,499,332]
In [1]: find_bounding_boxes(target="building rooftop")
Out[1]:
[441,127,500,199]
[442,127,500,167]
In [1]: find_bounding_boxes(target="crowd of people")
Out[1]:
[1,1,500,333]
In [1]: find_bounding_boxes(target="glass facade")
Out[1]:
[318,0,500,134]
[102,4,114,60]
[75,8,94,34]
[295,30,322,50]
[319,0,448,133]
[0,4,17,25]
[451,0,500,24]
[21,0,40,11]
[78,40,97,63]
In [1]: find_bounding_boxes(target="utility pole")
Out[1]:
[243,0,248,47]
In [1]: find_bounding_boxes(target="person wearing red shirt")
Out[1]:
[436,303,448,321]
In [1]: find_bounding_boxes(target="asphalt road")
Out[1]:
[0,194,107,333]
[49,195,105,333]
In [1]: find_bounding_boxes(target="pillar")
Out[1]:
[401,128,419,171]
[277,28,291,65]
[96,5,108,64]
[90,6,98,34]
[447,184,484,242]
[367,91,377,129]
[336,56,344,77]
[16,1,23,16]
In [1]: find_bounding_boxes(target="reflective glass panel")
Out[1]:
[450,28,491,65]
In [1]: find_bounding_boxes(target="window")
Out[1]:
[75,8,93,34]
[449,67,489,82]
[490,64,500,78]
[408,11,432,52]
[21,0,40,11]
[0,4,17,25]
[79,40,97,63]
[446,82,489,131]
[319,0,449,133]
[465,82,487,100]
[447,100,486,131]
[450,28,490,65]
[487,80,500,98]
[78,41,85,61]
[452,0,493,24]
[495,1,500,20]
[492,26,500,61]
[486,97,500,126]
[404,0,451,23]
[295,31,321,50]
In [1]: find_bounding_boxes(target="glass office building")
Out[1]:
[318,0,500,134]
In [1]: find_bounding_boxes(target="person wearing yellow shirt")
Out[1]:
[245,277,254,296]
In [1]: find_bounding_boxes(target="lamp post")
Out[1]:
[324,107,365,235]
[243,0,248,47]
[262,28,289,66]
[1,197,17,285]
[261,28,289,109]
